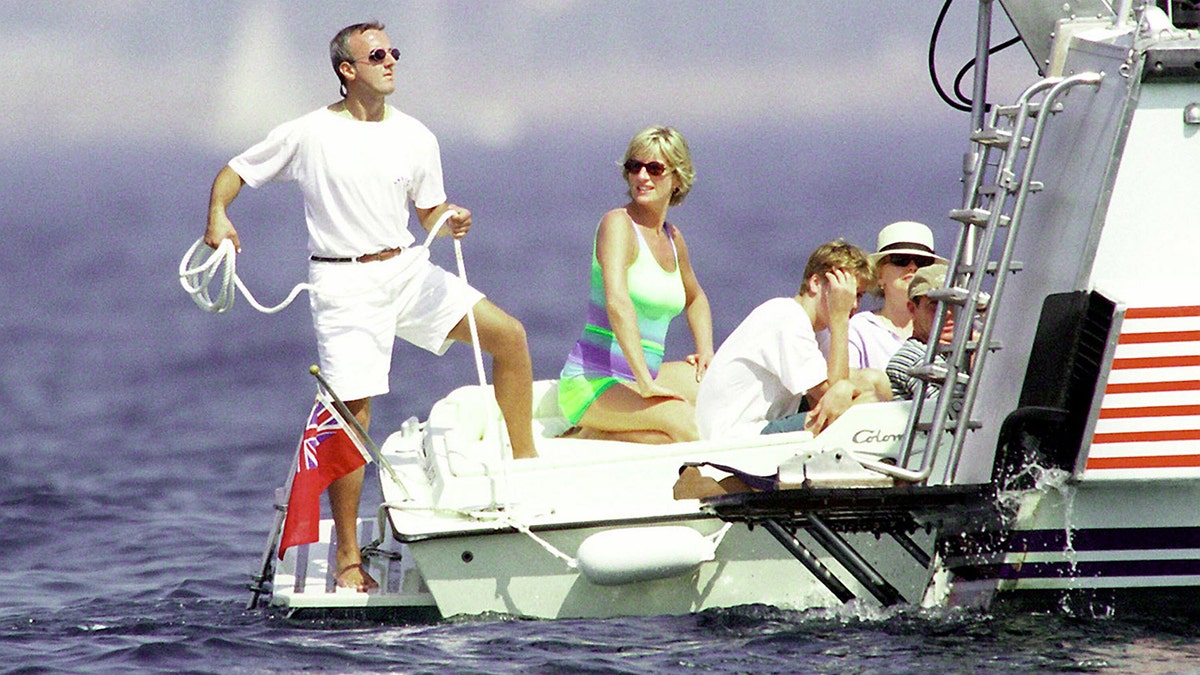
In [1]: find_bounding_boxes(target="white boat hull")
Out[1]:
[269,381,945,618]
[940,480,1200,598]
[402,519,932,619]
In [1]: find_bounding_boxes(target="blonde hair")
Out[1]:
[800,239,872,295]
[866,257,887,297]
[622,126,695,206]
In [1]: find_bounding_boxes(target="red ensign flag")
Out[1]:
[278,396,371,559]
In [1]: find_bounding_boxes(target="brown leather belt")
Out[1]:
[310,247,403,263]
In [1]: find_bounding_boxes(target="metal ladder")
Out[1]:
[882,72,1104,485]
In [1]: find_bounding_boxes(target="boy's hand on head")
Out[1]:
[824,268,858,319]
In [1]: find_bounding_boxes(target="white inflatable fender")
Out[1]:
[576,526,718,586]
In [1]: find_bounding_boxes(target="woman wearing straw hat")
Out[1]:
[841,221,947,369]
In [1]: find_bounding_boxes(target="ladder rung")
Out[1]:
[993,102,1043,118]
[926,286,972,305]
[970,128,1011,147]
[909,363,970,386]
[926,288,993,312]
[977,340,1003,352]
[948,208,1011,228]
[997,174,1043,194]
[957,260,1023,275]
[933,340,1002,355]
[914,419,982,432]
[945,415,984,429]
[971,128,1030,148]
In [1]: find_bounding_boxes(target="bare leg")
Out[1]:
[574,426,673,444]
[577,382,699,443]
[328,397,378,591]
[655,361,702,404]
[447,299,537,458]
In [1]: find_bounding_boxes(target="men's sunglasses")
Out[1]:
[885,254,935,268]
[356,47,401,64]
[623,159,669,177]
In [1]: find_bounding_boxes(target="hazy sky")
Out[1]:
[2,1,1034,156]
[0,2,1051,422]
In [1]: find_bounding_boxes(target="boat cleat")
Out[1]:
[777,447,895,489]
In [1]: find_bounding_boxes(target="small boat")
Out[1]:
[267,381,985,618]
[256,1,1200,619]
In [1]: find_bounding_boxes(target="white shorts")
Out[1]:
[308,248,484,401]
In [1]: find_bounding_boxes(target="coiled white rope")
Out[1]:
[178,211,460,316]
[177,238,314,314]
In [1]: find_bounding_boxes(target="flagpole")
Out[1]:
[308,365,409,499]
[247,436,300,610]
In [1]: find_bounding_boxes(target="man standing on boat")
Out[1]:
[202,21,537,592]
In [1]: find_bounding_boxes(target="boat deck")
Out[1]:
[269,518,437,611]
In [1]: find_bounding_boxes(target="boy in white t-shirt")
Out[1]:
[695,239,890,439]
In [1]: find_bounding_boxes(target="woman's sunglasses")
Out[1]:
[356,47,401,64]
[623,159,669,177]
[884,254,935,268]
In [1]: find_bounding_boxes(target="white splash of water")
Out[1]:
[1002,463,1083,613]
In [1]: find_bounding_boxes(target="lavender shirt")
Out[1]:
[817,311,905,370]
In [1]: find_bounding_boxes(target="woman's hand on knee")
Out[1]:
[635,380,685,401]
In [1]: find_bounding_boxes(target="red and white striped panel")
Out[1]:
[1086,306,1200,478]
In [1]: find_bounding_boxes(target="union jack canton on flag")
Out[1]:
[278,394,372,559]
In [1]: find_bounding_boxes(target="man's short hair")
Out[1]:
[800,239,871,294]
[330,21,386,92]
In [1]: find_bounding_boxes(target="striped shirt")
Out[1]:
[886,337,936,400]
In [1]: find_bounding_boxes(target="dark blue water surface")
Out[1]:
[6,129,1200,673]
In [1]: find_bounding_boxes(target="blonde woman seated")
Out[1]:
[557,126,714,443]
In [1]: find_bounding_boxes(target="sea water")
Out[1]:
[6,138,1200,674]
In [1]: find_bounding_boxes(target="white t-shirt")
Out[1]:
[695,297,828,439]
[229,106,447,257]
[818,311,905,370]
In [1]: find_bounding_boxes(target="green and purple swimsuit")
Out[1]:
[558,220,686,424]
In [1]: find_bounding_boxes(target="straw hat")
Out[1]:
[868,221,947,265]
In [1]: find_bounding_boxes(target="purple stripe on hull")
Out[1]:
[947,526,1200,582]
[1009,527,1200,552]
[993,558,1200,580]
